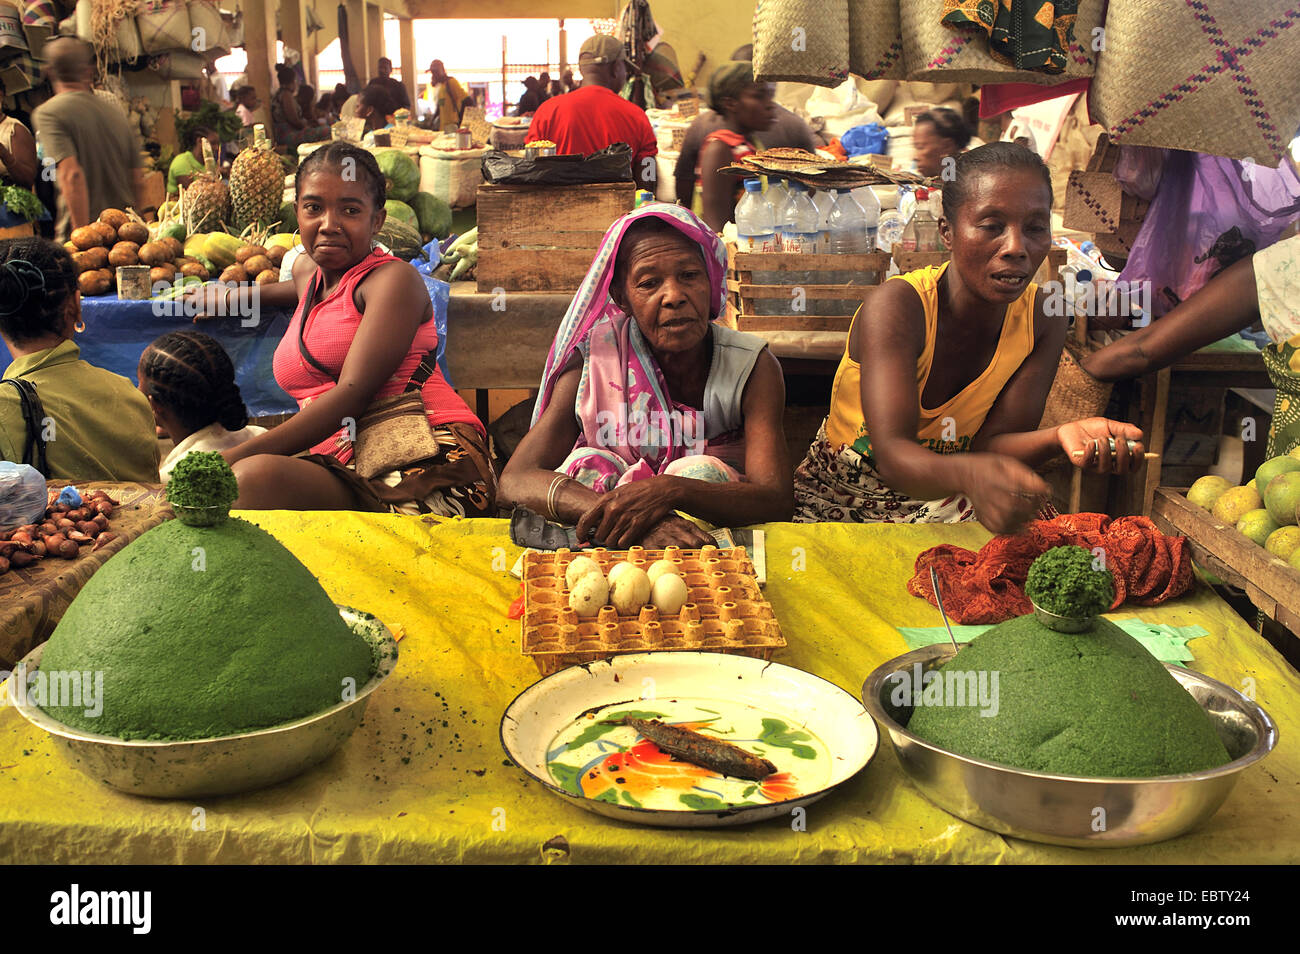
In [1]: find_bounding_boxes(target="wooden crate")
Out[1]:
[476,181,635,293]
[1150,487,1300,636]
[727,244,891,332]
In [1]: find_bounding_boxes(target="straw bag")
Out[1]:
[186,0,220,55]
[219,9,241,48]
[1038,344,1114,433]
[136,0,190,54]
[74,0,142,63]
[901,0,1103,85]
[847,0,905,80]
[753,0,850,87]
[1092,0,1300,166]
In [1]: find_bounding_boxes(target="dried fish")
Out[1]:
[608,716,777,780]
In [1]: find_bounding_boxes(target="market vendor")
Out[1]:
[0,237,158,482]
[498,205,792,548]
[694,61,775,232]
[426,59,471,132]
[793,143,1144,533]
[271,64,329,149]
[1080,232,1300,456]
[527,36,658,193]
[208,143,494,516]
[912,107,972,179]
[167,126,220,196]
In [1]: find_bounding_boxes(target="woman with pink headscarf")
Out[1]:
[499,205,792,548]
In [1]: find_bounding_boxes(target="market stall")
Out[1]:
[0,515,1295,864]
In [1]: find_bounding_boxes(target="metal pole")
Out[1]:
[502,35,507,114]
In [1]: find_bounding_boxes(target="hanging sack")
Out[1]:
[296,273,443,479]
[752,0,850,87]
[74,0,142,64]
[1063,135,1126,233]
[0,3,29,60]
[186,0,220,56]
[847,0,905,80]
[136,0,190,54]
[1091,0,1300,166]
[901,0,1103,85]
[218,9,241,48]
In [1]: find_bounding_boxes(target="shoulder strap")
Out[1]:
[1,377,50,477]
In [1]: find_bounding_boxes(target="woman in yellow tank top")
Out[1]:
[795,143,1146,533]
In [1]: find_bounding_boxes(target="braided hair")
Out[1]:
[0,237,78,344]
[139,331,250,434]
[294,141,386,212]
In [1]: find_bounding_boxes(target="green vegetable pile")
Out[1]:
[166,451,239,523]
[1025,545,1115,619]
[2,185,44,223]
[175,101,245,151]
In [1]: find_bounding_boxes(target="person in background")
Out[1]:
[694,61,774,232]
[0,238,158,482]
[792,144,1143,531]
[297,84,320,126]
[32,38,143,241]
[316,91,337,125]
[271,64,328,148]
[370,56,410,111]
[515,76,545,116]
[427,59,471,132]
[528,35,657,192]
[549,78,564,98]
[356,85,395,133]
[204,58,230,107]
[167,126,219,196]
[674,45,816,208]
[0,76,38,189]
[912,107,972,178]
[232,84,260,129]
[561,68,578,93]
[137,331,267,483]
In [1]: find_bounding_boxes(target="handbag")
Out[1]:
[296,272,443,480]
[1,376,50,477]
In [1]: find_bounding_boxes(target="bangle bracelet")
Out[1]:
[546,474,569,521]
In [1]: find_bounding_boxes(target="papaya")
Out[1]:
[202,232,244,269]
[265,232,297,251]
[184,233,209,258]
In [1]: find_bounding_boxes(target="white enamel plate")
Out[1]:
[501,652,877,828]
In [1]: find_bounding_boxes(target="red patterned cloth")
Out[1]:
[907,513,1194,624]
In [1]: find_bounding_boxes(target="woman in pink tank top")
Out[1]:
[213,142,495,515]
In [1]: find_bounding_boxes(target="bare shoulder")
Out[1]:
[851,279,926,359]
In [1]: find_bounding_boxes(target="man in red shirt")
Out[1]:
[528,35,657,192]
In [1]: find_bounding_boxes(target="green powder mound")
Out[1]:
[38,518,373,741]
[907,615,1231,778]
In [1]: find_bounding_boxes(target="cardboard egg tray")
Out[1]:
[521,545,785,675]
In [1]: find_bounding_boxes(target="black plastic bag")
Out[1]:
[481,142,633,186]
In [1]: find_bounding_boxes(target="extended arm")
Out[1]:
[56,156,90,229]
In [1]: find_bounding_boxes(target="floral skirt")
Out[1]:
[792,422,975,524]
[304,421,497,517]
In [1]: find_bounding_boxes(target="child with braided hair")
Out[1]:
[136,331,266,483]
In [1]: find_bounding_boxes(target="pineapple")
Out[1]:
[229,125,286,232]
[184,137,231,235]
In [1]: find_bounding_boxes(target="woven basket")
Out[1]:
[753,0,850,87]
[1093,0,1300,166]
[848,0,905,80]
[1064,170,1123,233]
[136,0,189,54]
[901,0,1102,85]
[1039,343,1115,432]
[186,0,220,55]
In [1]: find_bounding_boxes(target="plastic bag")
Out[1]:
[1112,145,1167,202]
[0,462,47,530]
[1118,151,1300,317]
[840,123,888,157]
[481,143,632,186]
[410,244,453,386]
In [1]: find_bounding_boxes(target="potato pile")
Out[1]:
[65,209,210,296]
[219,244,287,288]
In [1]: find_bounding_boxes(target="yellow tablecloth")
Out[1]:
[1,515,1296,864]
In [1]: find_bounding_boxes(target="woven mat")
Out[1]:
[0,482,170,667]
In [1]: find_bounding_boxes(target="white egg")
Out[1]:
[609,566,652,615]
[568,573,609,617]
[650,573,689,615]
[646,559,681,585]
[565,555,603,590]
[606,561,638,587]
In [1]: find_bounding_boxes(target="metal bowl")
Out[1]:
[1030,601,1098,633]
[4,606,398,799]
[862,644,1277,847]
[167,503,230,527]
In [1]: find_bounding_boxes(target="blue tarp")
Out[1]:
[1,274,454,419]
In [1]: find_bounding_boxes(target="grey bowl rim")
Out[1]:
[861,642,1279,785]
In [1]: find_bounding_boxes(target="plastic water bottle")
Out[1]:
[899,186,941,252]
[812,189,835,246]
[826,189,869,254]
[876,210,906,254]
[736,178,778,253]
[780,181,821,254]
[850,186,881,253]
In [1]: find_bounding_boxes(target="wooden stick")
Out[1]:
[1071,450,1161,460]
